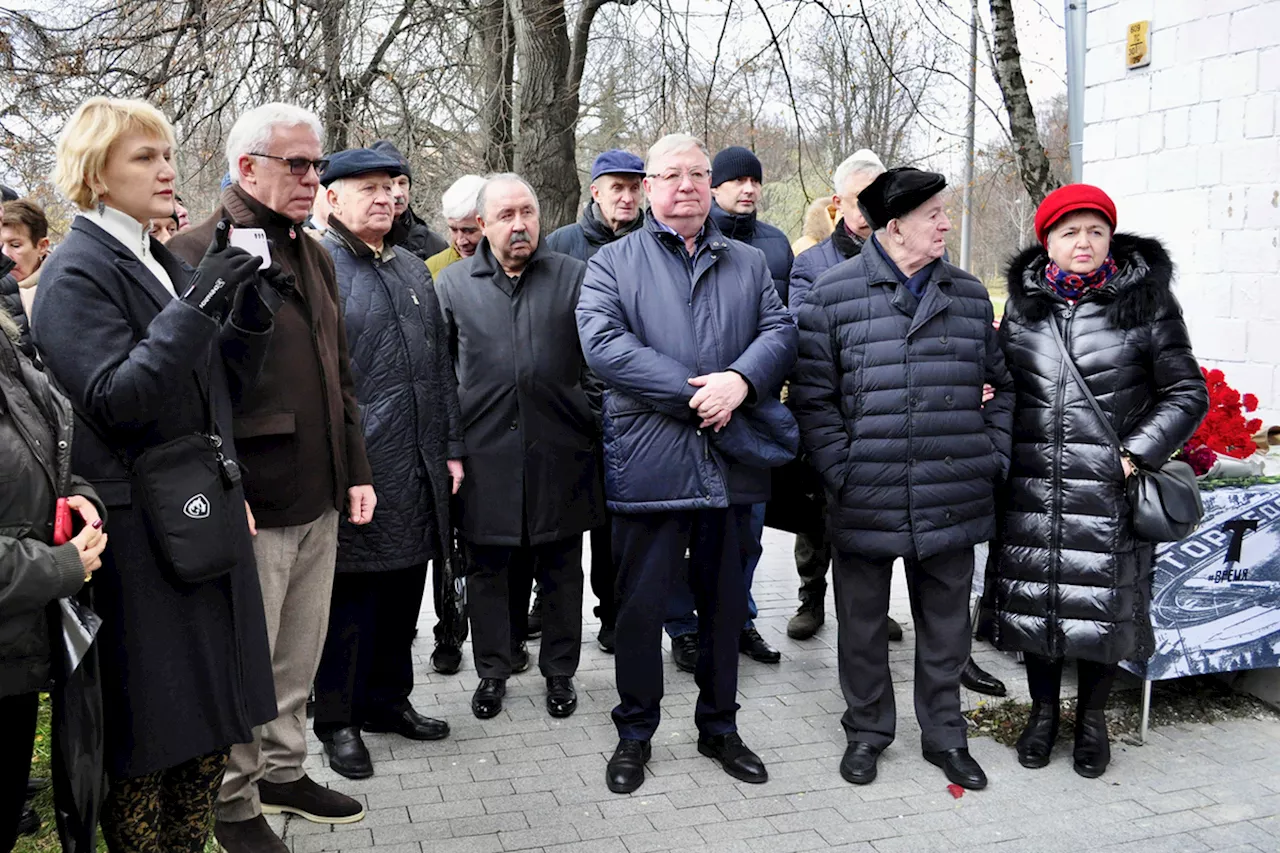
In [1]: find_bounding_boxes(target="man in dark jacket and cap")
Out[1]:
[789,167,1014,793]
[435,173,603,723]
[309,147,463,780]
[369,139,449,260]
[578,133,797,795]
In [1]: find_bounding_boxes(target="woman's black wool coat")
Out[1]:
[989,233,1209,665]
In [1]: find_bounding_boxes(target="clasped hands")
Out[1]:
[688,371,749,431]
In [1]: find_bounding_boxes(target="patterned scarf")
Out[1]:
[1045,253,1119,303]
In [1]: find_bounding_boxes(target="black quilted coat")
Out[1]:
[789,240,1014,560]
[990,233,1209,664]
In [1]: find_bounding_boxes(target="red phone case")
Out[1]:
[53,497,74,545]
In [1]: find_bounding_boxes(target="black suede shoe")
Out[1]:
[697,732,768,783]
[320,727,373,780]
[887,616,904,642]
[512,643,530,674]
[214,814,290,852]
[671,634,698,673]
[527,592,543,639]
[431,643,462,675]
[923,747,987,790]
[259,775,365,824]
[1016,701,1060,769]
[960,658,1008,697]
[739,627,781,663]
[839,741,882,785]
[1073,709,1111,778]
[364,706,449,741]
[472,677,507,719]
[546,675,578,718]
[18,804,40,836]
[598,623,616,654]
[606,738,651,794]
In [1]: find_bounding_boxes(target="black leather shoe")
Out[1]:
[527,592,543,639]
[546,676,578,718]
[472,678,506,719]
[739,627,781,663]
[671,634,698,673]
[697,732,768,784]
[960,658,1008,697]
[25,777,50,796]
[923,747,987,790]
[512,643,530,674]
[431,643,462,675]
[364,707,449,741]
[606,738,651,794]
[1073,709,1111,778]
[839,741,882,785]
[598,623,616,654]
[1016,701,1060,769]
[320,727,373,779]
[18,804,40,836]
[887,617,904,642]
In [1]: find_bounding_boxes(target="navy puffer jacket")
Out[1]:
[710,201,794,306]
[788,220,864,309]
[324,222,463,572]
[789,239,1015,560]
[577,213,798,513]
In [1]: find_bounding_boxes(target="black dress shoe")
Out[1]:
[364,707,450,741]
[512,643,530,674]
[1016,701,1060,769]
[697,732,768,783]
[960,658,1007,697]
[431,643,462,675]
[18,804,40,836]
[671,634,698,673]
[472,678,506,719]
[1073,709,1111,778]
[25,777,50,796]
[606,738,651,794]
[320,727,373,780]
[839,741,882,785]
[598,623,616,654]
[739,627,781,663]
[923,747,987,790]
[887,617,904,642]
[546,675,578,718]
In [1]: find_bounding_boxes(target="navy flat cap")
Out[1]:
[857,167,947,230]
[591,149,645,182]
[321,147,406,186]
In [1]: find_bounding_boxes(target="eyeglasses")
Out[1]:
[249,153,330,177]
[646,169,712,186]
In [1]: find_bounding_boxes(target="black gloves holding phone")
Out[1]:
[181,220,293,331]
[232,261,295,332]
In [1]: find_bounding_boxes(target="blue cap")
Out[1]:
[220,173,233,191]
[590,149,645,182]
[321,147,406,186]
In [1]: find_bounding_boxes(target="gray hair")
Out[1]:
[226,103,324,184]
[441,174,486,220]
[645,133,709,174]
[476,173,539,219]
[832,149,886,196]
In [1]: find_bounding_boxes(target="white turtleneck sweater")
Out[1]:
[80,205,177,298]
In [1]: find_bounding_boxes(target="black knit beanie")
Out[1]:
[711,146,763,187]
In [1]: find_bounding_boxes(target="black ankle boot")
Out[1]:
[1015,700,1059,769]
[1073,709,1111,778]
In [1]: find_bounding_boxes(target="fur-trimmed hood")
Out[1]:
[1004,232,1178,329]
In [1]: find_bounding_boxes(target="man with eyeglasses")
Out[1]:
[170,103,376,853]
[577,133,798,794]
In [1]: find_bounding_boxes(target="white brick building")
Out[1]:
[1083,0,1280,419]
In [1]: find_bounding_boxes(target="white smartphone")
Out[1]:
[228,226,272,270]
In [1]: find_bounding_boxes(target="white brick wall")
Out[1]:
[1083,0,1280,422]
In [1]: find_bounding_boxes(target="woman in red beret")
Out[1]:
[987,184,1208,777]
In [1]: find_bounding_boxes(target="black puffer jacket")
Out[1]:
[0,256,33,359]
[789,239,1014,560]
[710,201,794,306]
[323,221,463,573]
[397,207,449,261]
[545,202,642,262]
[990,234,1209,664]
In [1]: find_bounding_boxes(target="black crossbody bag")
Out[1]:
[1047,316,1204,542]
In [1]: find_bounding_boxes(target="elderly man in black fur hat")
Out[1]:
[788,167,1014,792]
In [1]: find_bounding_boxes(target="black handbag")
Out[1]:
[1047,316,1204,542]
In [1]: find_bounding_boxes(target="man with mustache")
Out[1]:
[434,174,603,721]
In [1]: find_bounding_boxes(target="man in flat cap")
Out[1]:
[788,166,1014,791]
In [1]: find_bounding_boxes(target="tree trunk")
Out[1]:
[988,0,1058,204]
[319,0,349,152]
[510,0,579,230]
[477,0,515,172]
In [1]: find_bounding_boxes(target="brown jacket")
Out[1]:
[170,186,372,528]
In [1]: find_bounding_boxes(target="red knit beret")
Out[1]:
[1033,183,1117,245]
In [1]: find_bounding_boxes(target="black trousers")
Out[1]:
[795,526,831,598]
[1024,654,1120,710]
[833,546,974,752]
[0,692,37,853]
[612,506,752,741]
[467,537,583,679]
[314,563,429,735]
[590,519,618,628]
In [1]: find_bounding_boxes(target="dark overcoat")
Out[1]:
[31,218,276,779]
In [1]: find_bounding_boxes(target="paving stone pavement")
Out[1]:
[271,529,1280,853]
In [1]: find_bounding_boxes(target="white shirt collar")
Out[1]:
[81,205,151,261]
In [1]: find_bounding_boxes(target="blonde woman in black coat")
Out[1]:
[992,184,1209,778]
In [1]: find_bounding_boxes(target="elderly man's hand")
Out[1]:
[688,371,749,427]
[347,485,377,525]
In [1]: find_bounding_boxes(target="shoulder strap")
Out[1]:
[1046,314,1123,451]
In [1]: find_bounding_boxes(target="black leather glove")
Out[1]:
[230,260,295,331]
[181,220,261,322]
